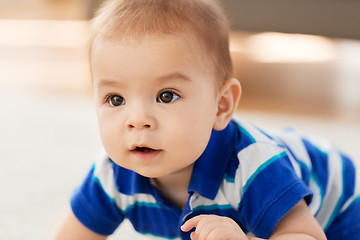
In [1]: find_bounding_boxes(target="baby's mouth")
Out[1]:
[130,146,162,160]
[133,147,156,153]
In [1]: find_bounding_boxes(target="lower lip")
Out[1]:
[131,150,162,160]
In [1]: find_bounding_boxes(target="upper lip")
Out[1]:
[130,144,160,152]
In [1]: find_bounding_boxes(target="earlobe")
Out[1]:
[213,78,241,130]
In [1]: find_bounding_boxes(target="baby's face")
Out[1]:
[91,34,220,178]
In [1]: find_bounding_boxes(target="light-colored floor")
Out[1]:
[1,83,359,240]
[0,13,359,240]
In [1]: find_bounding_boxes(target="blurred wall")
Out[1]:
[221,0,360,40]
[0,0,359,118]
[3,0,359,40]
[0,0,90,20]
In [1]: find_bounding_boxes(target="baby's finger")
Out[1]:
[190,231,196,240]
[181,215,204,232]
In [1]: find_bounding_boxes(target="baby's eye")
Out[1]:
[157,91,181,103]
[106,94,126,107]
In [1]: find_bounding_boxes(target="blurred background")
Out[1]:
[0,0,359,239]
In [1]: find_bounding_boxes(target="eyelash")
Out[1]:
[104,94,126,107]
[156,90,181,103]
[104,90,181,107]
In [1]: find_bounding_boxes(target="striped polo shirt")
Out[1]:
[71,117,360,239]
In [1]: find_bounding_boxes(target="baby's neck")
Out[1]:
[151,164,194,209]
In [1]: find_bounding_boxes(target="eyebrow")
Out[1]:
[96,72,192,88]
[157,72,192,83]
[96,79,125,88]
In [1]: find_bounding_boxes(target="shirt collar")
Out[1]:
[188,120,238,200]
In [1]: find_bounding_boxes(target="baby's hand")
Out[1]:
[181,214,248,240]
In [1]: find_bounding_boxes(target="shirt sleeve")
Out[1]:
[71,156,125,236]
[237,143,313,238]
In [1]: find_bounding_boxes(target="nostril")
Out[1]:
[127,123,151,129]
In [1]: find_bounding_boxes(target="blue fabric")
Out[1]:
[70,118,360,239]
[326,197,360,240]
[188,121,237,199]
[238,155,312,238]
[71,167,124,235]
[302,139,329,199]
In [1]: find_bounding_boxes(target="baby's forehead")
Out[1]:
[97,26,201,47]
[90,27,222,88]
[93,31,211,64]
[91,33,219,89]
[88,0,232,88]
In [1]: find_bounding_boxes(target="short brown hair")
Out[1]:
[89,0,233,87]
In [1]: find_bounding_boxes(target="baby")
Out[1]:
[56,0,360,239]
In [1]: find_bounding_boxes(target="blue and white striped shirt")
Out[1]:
[71,117,360,239]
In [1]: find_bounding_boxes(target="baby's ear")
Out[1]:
[213,78,241,131]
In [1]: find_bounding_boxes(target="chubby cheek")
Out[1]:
[167,116,213,162]
[97,112,123,158]
[170,102,217,156]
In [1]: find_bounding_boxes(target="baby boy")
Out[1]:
[56,0,360,239]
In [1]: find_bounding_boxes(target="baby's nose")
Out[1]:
[127,121,152,130]
[126,108,156,130]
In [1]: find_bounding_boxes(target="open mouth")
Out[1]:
[133,147,156,153]
[131,146,161,160]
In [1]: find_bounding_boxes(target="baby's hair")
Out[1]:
[89,0,233,88]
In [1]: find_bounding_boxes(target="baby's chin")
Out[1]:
[134,168,171,179]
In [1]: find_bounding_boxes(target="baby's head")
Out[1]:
[89,0,232,89]
[89,0,241,178]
